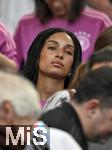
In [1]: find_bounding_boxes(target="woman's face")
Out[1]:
[39,32,75,79]
[45,0,72,19]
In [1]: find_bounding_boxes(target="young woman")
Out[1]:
[23,28,82,107]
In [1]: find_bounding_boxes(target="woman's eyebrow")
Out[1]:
[47,40,58,45]
[65,44,74,48]
[47,40,75,49]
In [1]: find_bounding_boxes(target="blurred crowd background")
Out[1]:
[0,0,34,32]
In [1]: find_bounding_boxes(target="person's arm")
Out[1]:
[0,53,18,73]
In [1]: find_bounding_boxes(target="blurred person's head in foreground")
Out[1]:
[73,67,112,144]
[0,71,41,149]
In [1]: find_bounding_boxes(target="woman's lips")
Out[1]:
[51,61,64,68]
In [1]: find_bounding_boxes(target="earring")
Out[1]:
[67,71,72,77]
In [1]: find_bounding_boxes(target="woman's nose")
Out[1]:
[56,50,64,59]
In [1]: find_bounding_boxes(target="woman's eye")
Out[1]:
[65,51,73,55]
[48,46,56,51]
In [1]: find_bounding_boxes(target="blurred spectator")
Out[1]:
[0,71,41,149]
[14,0,112,67]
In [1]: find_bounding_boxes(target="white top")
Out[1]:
[43,89,76,112]
[49,127,82,150]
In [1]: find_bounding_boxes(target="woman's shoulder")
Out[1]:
[81,6,112,27]
[16,13,38,26]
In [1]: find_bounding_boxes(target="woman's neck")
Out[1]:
[37,74,65,100]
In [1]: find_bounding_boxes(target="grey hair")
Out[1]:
[0,71,41,118]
